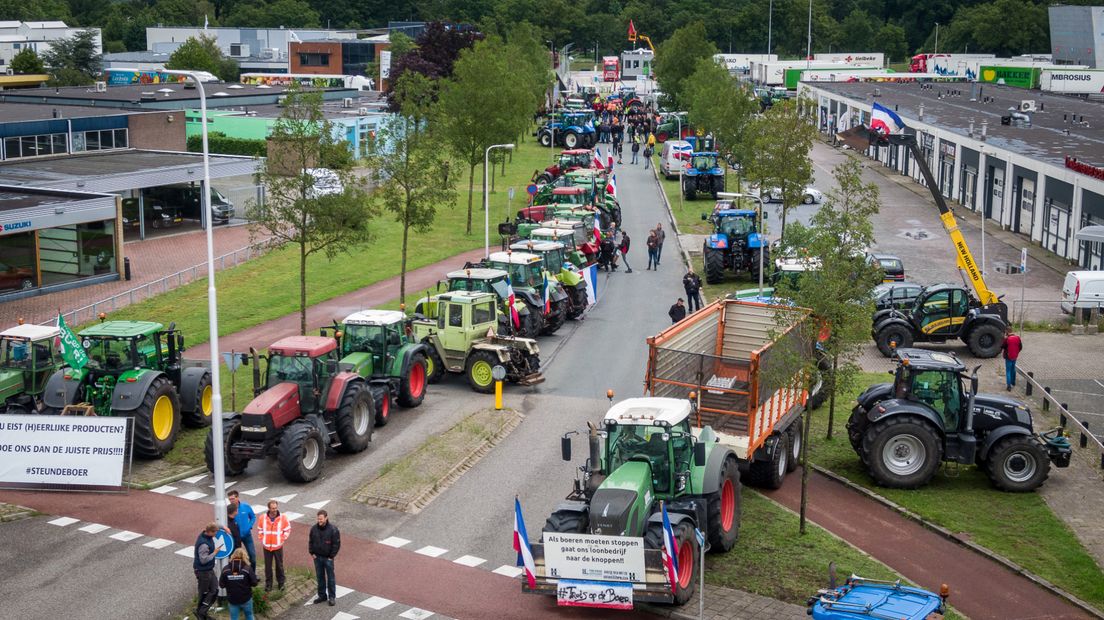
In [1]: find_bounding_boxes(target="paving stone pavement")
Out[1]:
[646,585,806,620]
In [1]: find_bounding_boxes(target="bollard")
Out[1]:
[494,380,503,410]
[1026,372,1033,396]
[1043,387,1051,411]
[1060,414,1067,428]
[1081,421,1090,449]
[1062,403,1069,412]
[124,256,132,281]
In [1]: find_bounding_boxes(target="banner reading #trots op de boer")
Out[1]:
[0,415,132,492]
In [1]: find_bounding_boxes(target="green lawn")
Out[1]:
[651,153,714,235]
[806,373,1104,612]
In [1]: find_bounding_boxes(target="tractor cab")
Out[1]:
[0,323,61,410]
[78,321,180,379]
[890,349,969,432]
[487,251,571,333]
[336,310,408,377]
[529,227,593,267]
[486,251,545,292]
[602,398,696,499]
[549,186,588,206]
[559,149,593,171]
[440,267,533,335]
[687,152,721,174]
[260,336,340,415]
[510,240,567,274]
[413,291,501,354]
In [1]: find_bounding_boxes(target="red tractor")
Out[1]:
[205,336,375,483]
[532,149,595,186]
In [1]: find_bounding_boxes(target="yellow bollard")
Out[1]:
[494,380,503,410]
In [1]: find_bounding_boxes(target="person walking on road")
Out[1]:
[653,223,666,265]
[630,135,641,164]
[258,499,291,591]
[683,269,704,312]
[309,510,341,606]
[646,230,659,270]
[1001,327,1023,391]
[220,547,259,620]
[619,231,633,273]
[668,298,687,323]
[193,522,221,620]
[228,489,256,568]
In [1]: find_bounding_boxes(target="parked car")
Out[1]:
[659,140,692,179]
[872,282,923,311]
[143,184,234,224]
[750,185,824,204]
[1060,270,1104,315]
[121,197,183,230]
[0,262,35,292]
[865,252,905,282]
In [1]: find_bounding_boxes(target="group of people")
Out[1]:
[669,268,705,323]
[193,493,342,620]
[597,222,666,274]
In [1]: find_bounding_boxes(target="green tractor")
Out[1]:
[541,396,741,604]
[525,227,595,268]
[485,251,570,335]
[0,323,63,414]
[329,310,430,427]
[428,268,543,339]
[410,291,543,393]
[43,320,214,458]
[509,240,589,319]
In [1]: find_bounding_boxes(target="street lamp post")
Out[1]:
[485,143,516,257]
[718,192,768,297]
[767,0,773,56]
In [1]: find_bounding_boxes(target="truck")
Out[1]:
[909,53,994,76]
[602,56,620,82]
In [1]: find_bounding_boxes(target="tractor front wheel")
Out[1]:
[465,350,499,394]
[564,132,579,149]
[683,180,696,201]
[863,416,942,489]
[277,422,325,483]
[656,131,669,142]
[205,418,248,476]
[131,376,180,459]
[370,384,391,428]
[703,247,725,284]
[966,323,1004,358]
[182,371,213,428]
[424,346,446,384]
[543,510,588,533]
[706,456,741,553]
[986,435,1051,492]
[520,309,543,339]
[538,131,552,148]
[397,354,428,408]
[335,383,374,451]
[875,323,914,357]
[645,521,699,605]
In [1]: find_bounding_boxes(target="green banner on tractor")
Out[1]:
[56,314,88,370]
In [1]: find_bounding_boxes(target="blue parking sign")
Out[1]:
[214,530,234,560]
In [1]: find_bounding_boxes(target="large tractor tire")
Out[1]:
[683,180,696,201]
[543,510,588,533]
[205,418,248,476]
[335,383,373,451]
[703,247,725,285]
[564,132,579,149]
[645,520,699,605]
[131,376,181,459]
[656,131,669,142]
[862,416,942,489]
[786,416,803,473]
[745,434,788,489]
[182,371,213,428]
[846,407,867,455]
[875,323,914,357]
[535,172,554,185]
[277,422,325,483]
[986,435,1051,492]
[424,346,446,384]
[520,308,544,339]
[748,247,767,283]
[465,350,499,394]
[538,131,553,148]
[541,305,567,336]
[705,455,741,553]
[396,354,428,408]
[711,175,725,199]
[369,384,391,428]
[966,323,1004,358]
[566,287,588,320]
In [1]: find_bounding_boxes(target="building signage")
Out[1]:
[542,532,646,583]
[1065,156,1104,180]
[0,415,130,490]
[1041,69,1104,94]
[978,66,1041,89]
[1,221,32,234]
[814,52,885,66]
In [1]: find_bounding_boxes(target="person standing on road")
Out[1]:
[193,522,221,620]
[228,489,257,568]
[646,230,659,270]
[683,269,703,312]
[1001,327,1023,391]
[220,547,259,620]
[668,298,687,323]
[258,499,291,591]
[654,223,666,265]
[226,503,242,550]
[309,510,341,606]
[619,231,633,273]
[631,134,641,165]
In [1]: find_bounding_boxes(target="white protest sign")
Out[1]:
[380,50,392,81]
[556,579,633,609]
[542,532,645,582]
[0,415,129,489]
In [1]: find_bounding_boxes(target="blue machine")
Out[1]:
[701,208,768,284]
[681,152,725,200]
[535,111,596,149]
[808,576,946,620]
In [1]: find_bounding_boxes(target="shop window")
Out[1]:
[2,133,66,159]
[0,232,37,293]
[36,220,116,288]
[299,53,330,67]
[74,129,128,153]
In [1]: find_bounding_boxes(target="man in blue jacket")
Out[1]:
[193,522,220,620]
[228,489,257,568]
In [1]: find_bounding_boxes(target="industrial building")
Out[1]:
[1049,5,1104,68]
[0,21,102,72]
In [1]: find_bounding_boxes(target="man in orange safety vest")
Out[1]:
[258,499,291,591]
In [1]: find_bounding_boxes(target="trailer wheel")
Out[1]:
[706,456,741,553]
[986,435,1050,492]
[543,510,588,533]
[277,422,325,483]
[645,521,698,605]
[786,416,803,473]
[875,323,914,357]
[205,418,248,476]
[863,416,942,489]
[966,323,1004,358]
[397,354,427,408]
[745,435,787,489]
[703,247,725,285]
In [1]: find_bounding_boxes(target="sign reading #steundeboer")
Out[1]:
[0,415,130,490]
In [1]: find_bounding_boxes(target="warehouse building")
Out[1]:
[801,80,1104,269]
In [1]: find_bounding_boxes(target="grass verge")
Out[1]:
[805,372,1104,611]
[650,153,714,236]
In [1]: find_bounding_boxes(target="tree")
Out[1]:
[873,23,908,64]
[682,56,757,167]
[10,48,45,74]
[743,99,817,242]
[839,9,876,51]
[165,35,240,82]
[937,0,1048,57]
[369,73,457,305]
[388,21,484,111]
[653,22,717,109]
[223,0,321,28]
[41,29,101,86]
[246,87,376,335]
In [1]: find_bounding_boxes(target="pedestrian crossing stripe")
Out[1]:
[358,596,394,610]
[414,545,447,558]
[331,613,359,620]
[48,516,79,527]
[271,493,297,504]
[452,555,486,567]
[144,538,175,549]
[150,485,177,494]
[78,523,109,534]
[284,511,304,522]
[379,536,411,548]
[492,565,522,577]
[399,608,434,620]
[334,585,354,599]
[304,500,330,510]
[177,491,207,501]
[239,486,267,497]
[174,546,195,557]
[109,530,142,542]
[181,474,208,484]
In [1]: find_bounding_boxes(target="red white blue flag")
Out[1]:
[871,102,906,136]
[541,273,552,314]
[592,211,602,242]
[607,151,615,170]
[606,173,617,197]
[661,501,680,594]
[505,275,521,330]
[593,147,605,170]
[513,496,537,588]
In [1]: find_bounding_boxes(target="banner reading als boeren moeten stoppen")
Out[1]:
[0,415,130,490]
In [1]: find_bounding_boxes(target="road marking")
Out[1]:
[78,523,110,534]
[175,546,195,557]
[334,585,354,599]
[492,565,522,577]
[1095,379,1104,391]
[378,536,411,548]
[251,504,267,514]
[358,596,394,610]
[182,474,208,484]
[48,517,79,527]
[150,485,177,494]
[109,530,142,542]
[304,500,330,510]
[452,555,486,567]
[144,538,175,549]
[178,491,208,501]
[330,613,359,620]
[271,493,297,504]
[414,545,448,558]
[284,512,304,522]
[210,481,237,489]
[399,609,434,620]
[239,486,267,497]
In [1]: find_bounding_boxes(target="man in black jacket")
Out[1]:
[219,548,259,619]
[309,510,341,606]
[193,523,220,620]
[668,298,687,323]
[683,269,704,312]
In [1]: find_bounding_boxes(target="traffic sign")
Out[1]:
[222,352,244,372]
[1020,248,1028,272]
[526,184,538,196]
[508,187,516,200]
[214,530,234,560]
[492,365,507,381]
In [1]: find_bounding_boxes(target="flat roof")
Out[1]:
[0,186,115,212]
[0,82,355,106]
[0,102,139,123]
[807,81,1104,166]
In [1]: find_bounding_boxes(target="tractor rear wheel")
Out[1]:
[966,323,1004,358]
[863,416,942,489]
[424,346,446,384]
[335,383,373,451]
[520,308,544,339]
[986,435,1050,492]
[748,247,766,282]
[543,510,588,533]
[703,247,725,285]
[564,132,579,148]
[538,131,552,148]
[182,371,213,428]
[683,180,696,201]
[465,350,499,394]
[205,418,248,476]
[397,354,427,408]
[786,416,803,473]
[745,434,787,489]
[566,286,588,319]
[875,323,914,357]
[369,384,391,428]
[705,456,741,553]
[645,521,699,605]
[540,304,567,335]
[277,422,325,483]
[846,407,867,455]
[535,172,554,185]
[131,376,180,459]
[656,131,669,142]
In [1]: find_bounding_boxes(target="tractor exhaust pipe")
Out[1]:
[965,365,981,434]
[250,347,261,396]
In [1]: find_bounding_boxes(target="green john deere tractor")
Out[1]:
[485,251,570,335]
[43,320,214,458]
[0,323,63,414]
[510,240,588,319]
[328,310,430,427]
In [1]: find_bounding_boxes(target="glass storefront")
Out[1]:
[2,220,117,294]
[0,232,37,293]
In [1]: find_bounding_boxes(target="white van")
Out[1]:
[659,140,692,179]
[1060,271,1104,314]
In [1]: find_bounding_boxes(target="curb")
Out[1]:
[648,157,692,270]
[127,464,207,491]
[811,464,1104,620]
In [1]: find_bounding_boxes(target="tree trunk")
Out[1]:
[400,220,409,306]
[799,404,812,535]
[466,162,476,235]
[779,205,788,243]
[826,354,838,440]
[299,240,307,336]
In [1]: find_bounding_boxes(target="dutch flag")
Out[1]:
[541,273,551,314]
[593,211,602,242]
[606,173,617,198]
[593,147,605,170]
[513,497,537,589]
[607,151,615,170]
[661,501,680,594]
[505,275,521,330]
[871,102,906,136]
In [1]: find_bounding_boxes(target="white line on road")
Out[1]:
[78,523,109,534]
[144,538,175,549]
[109,530,143,542]
[304,500,330,510]
[174,546,195,557]
[334,585,354,599]
[491,565,522,577]
[378,536,411,548]
[284,511,304,522]
[414,545,448,558]
[399,608,434,620]
[209,481,237,489]
[452,555,486,567]
[177,491,208,501]
[239,486,267,497]
[181,474,208,484]
[358,596,394,610]
[48,517,79,527]
[331,613,359,620]
[150,485,177,494]
[271,493,297,504]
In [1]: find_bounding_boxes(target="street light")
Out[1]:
[718,191,768,298]
[485,143,515,257]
